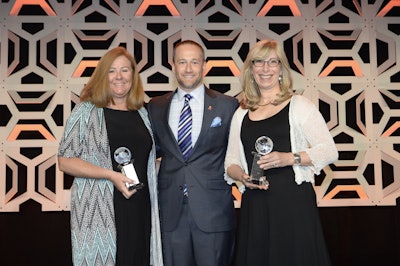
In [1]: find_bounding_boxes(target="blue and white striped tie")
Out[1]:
[178,94,192,197]
[178,94,193,161]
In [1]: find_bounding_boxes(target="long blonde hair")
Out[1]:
[240,39,293,110]
[80,47,144,111]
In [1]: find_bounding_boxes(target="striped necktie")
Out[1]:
[178,94,193,160]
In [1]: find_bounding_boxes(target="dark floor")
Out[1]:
[1,199,400,266]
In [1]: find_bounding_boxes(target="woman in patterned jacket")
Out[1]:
[58,47,163,266]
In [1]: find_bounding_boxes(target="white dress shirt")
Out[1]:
[169,85,205,147]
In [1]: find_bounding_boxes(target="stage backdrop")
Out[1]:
[1,0,400,212]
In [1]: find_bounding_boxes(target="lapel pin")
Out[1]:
[208,105,212,110]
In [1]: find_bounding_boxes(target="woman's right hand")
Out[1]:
[58,157,138,199]
[241,173,269,190]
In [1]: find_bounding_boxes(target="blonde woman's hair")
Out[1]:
[80,46,144,111]
[240,39,293,110]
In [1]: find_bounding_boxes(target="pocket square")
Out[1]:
[210,116,222,127]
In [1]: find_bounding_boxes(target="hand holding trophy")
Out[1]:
[114,147,144,190]
[249,136,273,187]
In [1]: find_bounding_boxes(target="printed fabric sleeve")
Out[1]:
[138,107,164,266]
[58,102,91,159]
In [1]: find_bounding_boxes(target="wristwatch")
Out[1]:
[293,153,301,165]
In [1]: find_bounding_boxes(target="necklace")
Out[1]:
[257,100,273,106]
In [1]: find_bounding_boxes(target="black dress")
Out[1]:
[235,103,331,266]
[105,108,151,266]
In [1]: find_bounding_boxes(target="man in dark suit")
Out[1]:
[147,40,238,266]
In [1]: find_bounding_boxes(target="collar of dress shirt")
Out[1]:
[177,85,205,103]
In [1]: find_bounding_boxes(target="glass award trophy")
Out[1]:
[249,136,273,186]
[114,147,144,190]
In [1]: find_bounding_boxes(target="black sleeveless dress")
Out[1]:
[104,108,151,266]
[235,103,331,266]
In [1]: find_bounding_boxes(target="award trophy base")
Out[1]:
[249,152,269,186]
[249,176,269,186]
[126,182,144,191]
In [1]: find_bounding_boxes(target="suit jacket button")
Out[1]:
[179,185,183,190]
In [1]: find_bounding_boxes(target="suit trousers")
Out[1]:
[162,196,235,266]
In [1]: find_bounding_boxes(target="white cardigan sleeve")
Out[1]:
[290,95,338,184]
[224,108,248,193]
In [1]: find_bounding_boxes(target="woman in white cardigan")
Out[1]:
[224,40,338,266]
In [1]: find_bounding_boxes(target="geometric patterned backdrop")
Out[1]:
[1,0,399,212]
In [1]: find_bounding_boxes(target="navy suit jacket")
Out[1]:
[147,88,238,233]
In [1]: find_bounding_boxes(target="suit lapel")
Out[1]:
[162,90,188,161]
[192,88,217,152]
[159,91,180,147]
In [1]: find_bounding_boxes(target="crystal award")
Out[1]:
[249,136,273,186]
[114,147,144,190]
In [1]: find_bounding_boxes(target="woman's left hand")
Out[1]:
[257,151,294,170]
